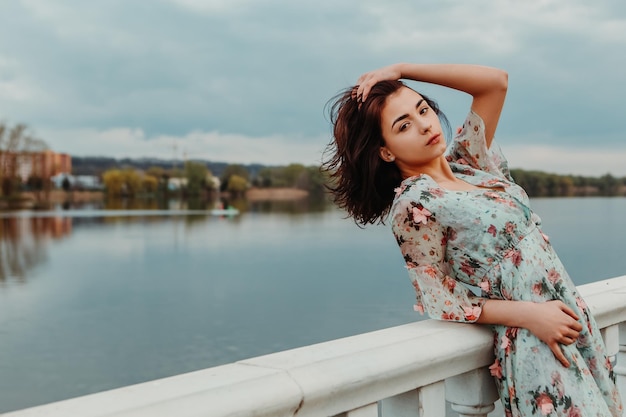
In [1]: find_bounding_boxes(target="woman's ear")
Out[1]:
[379,146,396,162]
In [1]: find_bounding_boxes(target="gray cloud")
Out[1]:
[0,0,625,173]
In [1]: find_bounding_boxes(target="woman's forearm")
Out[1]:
[476,299,533,327]
[356,62,507,144]
[394,63,508,98]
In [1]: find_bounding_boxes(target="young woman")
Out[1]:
[323,63,623,416]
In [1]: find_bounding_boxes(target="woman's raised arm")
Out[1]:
[356,63,508,148]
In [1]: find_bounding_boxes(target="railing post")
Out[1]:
[446,368,499,417]
[380,382,446,417]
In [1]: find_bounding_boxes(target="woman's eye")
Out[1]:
[419,107,429,115]
[399,122,409,132]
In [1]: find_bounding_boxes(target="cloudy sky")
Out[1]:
[1,0,625,176]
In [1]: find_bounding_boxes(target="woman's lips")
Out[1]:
[427,134,441,145]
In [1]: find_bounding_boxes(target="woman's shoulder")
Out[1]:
[446,110,513,182]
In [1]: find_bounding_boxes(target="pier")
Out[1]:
[4,275,626,417]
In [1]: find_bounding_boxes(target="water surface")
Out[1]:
[0,197,625,412]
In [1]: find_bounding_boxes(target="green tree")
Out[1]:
[256,167,273,187]
[141,175,159,193]
[121,169,142,196]
[282,164,306,186]
[220,164,249,191]
[598,173,619,196]
[227,174,248,194]
[102,169,124,196]
[184,161,208,196]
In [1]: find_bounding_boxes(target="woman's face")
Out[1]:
[379,87,446,173]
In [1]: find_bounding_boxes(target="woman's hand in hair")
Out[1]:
[355,64,403,102]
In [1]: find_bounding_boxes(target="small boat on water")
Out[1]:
[209,208,240,216]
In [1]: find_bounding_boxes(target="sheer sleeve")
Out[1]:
[391,196,486,323]
[446,110,514,182]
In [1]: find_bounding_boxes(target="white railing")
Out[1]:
[4,275,626,417]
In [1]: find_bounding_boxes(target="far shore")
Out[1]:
[2,187,310,209]
[243,187,309,201]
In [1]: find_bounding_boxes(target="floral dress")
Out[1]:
[390,111,623,417]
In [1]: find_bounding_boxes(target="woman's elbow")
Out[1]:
[496,69,508,92]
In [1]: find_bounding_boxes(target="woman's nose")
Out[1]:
[417,118,431,134]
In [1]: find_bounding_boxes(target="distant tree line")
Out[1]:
[76,156,626,198]
[85,157,328,198]
[101,161,215,198]
[509,169,626,197]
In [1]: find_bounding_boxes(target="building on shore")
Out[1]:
[0,150,71,182]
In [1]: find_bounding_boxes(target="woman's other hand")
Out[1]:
[524,300,583,368]
[478,299,583,368]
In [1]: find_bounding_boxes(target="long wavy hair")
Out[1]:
[322,80,449,226]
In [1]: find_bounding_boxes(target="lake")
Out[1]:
[1,197,625,412]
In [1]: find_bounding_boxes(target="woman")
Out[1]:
[323,63,623,416]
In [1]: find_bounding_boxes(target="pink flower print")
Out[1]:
[504,221,516,235]
[489,359,503,378]
[478,280,490,293]
[443,276,456,292]
[463,306,481,321]
[460,260,476,276]
[394,184,407,197]
[412,206,431,225]
[575,296,587,311]
[532,282,544,296]
[413,304,425,314]
[486,179,504,188]
[566,406,582,417]
[540,231,550,242]
[508,386,515,400]
[505,327,519,340]
[441,311,459,321]
[428,187,445,198]
[535,392,555,415]
[547,268,561,284]
[405,261,417,270]
[487,224,497,237]
[500,335,511,352]
[504,248,523,267]
[551,371,564,399]
[423,265,438,278]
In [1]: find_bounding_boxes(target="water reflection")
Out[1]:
[0,217,71,284]
[62,194,333,215]
[0,195,332,286]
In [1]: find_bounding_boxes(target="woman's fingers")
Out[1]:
[549,342,570,368]
[560,302,580,322]
[355,65,402,103]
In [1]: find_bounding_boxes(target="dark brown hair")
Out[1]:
[322,80,449,226]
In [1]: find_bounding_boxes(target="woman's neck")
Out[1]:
[401,155,454,182]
